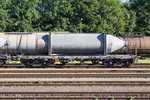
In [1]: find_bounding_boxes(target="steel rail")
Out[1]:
[2,64,150,68]
[0,92,149,99]
[0,81,150,86]
[0,73,150,78]
[1,68,150,73]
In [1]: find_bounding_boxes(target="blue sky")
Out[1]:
[121,0,129,3]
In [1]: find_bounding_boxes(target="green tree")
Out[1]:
[130,0,150,35]
[6,0,41,32]
[40,0,71,31]
[68,0,100,33]
[123,2,136,33]
[96,0,125,36]
[40,0,100,33]
[0,0,8,32]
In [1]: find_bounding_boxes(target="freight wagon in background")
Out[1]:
[117,36,150,55]
[0,32,136,67]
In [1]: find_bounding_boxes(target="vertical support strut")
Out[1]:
[103,32,107,56]
[48,32,52,55]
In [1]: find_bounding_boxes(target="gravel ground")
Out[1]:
[1,68,149,93]
[0,86,150,92]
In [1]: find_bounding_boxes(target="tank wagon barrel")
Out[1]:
[117,36,150,55]
[0,32,135,67]
[0,32,125,55]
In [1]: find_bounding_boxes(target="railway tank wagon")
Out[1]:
[118,36,150,55]
[0,32,135,67]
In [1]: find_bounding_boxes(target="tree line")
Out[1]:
[0,0,149,36]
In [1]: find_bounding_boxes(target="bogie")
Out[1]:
[0,60,5,67]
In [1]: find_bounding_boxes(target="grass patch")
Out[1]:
[5,60,21,64]
[134,58,150,64]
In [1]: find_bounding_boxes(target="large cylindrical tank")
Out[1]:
[0,32,125,55]
[49,33,125,55]
[51,34,104,55]
[0,32,49,55]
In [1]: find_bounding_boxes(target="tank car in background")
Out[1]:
[0,32,136,67]
[116,36,150,55]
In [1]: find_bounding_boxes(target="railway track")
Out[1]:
[1,68,150,99]
[0,68,150,86]
[1,68,150,73]
[1,79,150,86]
[0,92,150,99]
[1,64,150,68]
[0,68,150,79]
[1,73,150,78]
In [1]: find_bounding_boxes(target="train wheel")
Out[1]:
[24,61,32,67]
[92,60,99,65]
[107,60,114,67]
[49,60,54,64]
[101,60,105,65]
[61,62,66,65]
[41,61,48,68]
[0,60,4,67]
[60,60,68,65]
[124,61,130,67]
